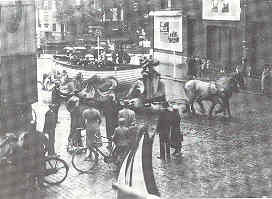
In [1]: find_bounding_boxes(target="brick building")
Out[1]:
[152,0,272,72]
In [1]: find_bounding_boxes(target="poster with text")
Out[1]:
[154,16,182,52]
[202,0,241,21]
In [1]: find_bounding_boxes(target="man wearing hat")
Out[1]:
[43,104,57,155]
[156,101,173,161]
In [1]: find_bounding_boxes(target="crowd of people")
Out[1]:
[186,56,246,80]
[64,49,131,69]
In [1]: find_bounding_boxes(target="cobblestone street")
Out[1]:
[31,57,272,198]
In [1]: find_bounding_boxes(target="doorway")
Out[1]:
[207,25,241,71]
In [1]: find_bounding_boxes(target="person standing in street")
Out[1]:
[261,64,271,95]
[43,104,57,155]
[118,101,136,127]
[103,97,119,149]
[51,83,62,123]
[170,107,182,157]
[156,101,172,161]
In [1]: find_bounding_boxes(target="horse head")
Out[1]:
[77,83,96,99]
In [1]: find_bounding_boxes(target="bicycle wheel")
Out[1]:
[43,157,69,185]
[72,147,98,173]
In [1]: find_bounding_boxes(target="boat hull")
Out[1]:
[53,59,143,87]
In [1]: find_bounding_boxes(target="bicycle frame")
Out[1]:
[91,135,113,159]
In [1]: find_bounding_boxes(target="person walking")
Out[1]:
[43,104,57,155]
[156,101,172,161]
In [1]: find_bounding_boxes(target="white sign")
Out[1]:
[202,0,241,21]
[154,16,182,52]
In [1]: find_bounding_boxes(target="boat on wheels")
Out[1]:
[50,52,166,111]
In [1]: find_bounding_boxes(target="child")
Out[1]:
[112,118,130,164]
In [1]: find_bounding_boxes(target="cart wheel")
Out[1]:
[43,157,69,185]
[72,147,98,173]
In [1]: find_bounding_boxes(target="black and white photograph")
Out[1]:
[0,0,272,199]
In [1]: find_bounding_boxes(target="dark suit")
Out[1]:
[103,99,118,140]
[43,109,57,155]
[51,86,62,122]
[170,109,182,153]
[157,109,173,160]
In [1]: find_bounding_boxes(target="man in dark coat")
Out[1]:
[170,108,182,156]
[156,101,173,161]
[51,83,62,123]
[43,104,57,155]
[69,102,83,147]
[102,97,119,149]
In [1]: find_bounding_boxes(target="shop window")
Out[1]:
[53,23,56,31]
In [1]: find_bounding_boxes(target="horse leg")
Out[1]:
[225,99,231,118]
[196,99,205,114]
[190,101,196,115]
[208,100,217,118]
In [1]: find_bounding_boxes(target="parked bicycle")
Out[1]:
[71,128,121,174]
[0,132,69,186]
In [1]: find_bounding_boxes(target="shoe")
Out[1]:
[157,156,165,160]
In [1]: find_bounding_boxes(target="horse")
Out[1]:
[77,75,118,104]
[123,78,166,110]
[184,72,245,118]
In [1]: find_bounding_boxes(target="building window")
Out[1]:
[44,23,49,28]
[52,23,56,31]
[61,24,65,32]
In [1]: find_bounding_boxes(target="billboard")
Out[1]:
[202,0,241,21]
[154,16,182,52]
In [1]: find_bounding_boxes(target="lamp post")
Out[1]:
[241,0,248,73]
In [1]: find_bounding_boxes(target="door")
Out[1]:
[207,25,240,71]
[187,19,196,56]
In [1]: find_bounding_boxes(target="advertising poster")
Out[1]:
[160,22,169,43]
[202,0,241,21]
[154,16,182,52]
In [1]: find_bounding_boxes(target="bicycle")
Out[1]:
[0,133,69,186]
[72,129,121,174]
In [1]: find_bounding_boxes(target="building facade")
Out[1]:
[37,0,68,45]
[152,0,272,72]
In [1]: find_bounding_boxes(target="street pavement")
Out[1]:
[29,57,272,198]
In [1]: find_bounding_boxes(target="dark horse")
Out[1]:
[184,72,245,118]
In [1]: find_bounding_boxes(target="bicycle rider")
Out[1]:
[21,121,49,188]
